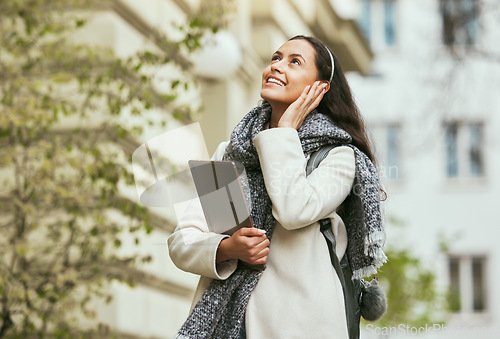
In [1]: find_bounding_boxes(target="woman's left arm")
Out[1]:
[254,127,355,230]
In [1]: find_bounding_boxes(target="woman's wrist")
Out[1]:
[276,116,300,129]
[277,122,297,129]
[216,237,235,263]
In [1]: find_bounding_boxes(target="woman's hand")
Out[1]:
[278,81,329,129]
[216,227,270,265]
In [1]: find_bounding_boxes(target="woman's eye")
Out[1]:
[291,58,300,65]
[271,55,280,62]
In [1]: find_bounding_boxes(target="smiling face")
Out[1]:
[260,39,319,110]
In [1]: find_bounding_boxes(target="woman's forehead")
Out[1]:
[275,39,316,59]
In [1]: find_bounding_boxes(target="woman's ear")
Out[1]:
[320,80,330,93]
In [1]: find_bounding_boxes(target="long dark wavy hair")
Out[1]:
[290,35,377,166]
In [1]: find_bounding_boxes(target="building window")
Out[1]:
[358,0,397,48]
[472,257,486,311]
[448,255,487,313]
[359,0,372,42]
[386,125,400,179]
[440,0,479,45]
[383,0,396,46]
[444,122,484,178]
[445,123,459,177]
[469,124,483,176]
[371,124,401,180]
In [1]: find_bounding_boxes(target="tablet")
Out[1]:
[188,160,253,235]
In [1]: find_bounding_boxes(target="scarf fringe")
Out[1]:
[364,230,386,255]
[352,247,388,280]
[366,229,386,243]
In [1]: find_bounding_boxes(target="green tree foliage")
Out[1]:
[361,217,447,334]
[0,0,229,337]
[375,249,445,328]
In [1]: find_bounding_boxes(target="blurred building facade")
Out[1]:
[77,0,372,338]
[71,0,500,337]
[348,0,500,338]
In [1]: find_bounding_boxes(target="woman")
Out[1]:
[168,35,386,338]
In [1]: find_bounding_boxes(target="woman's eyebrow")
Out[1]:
[273,51,306,63]
[289,53,306,63]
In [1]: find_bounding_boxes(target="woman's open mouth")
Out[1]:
[266,76,286,86]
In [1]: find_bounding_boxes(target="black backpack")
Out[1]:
[306,145,387,339]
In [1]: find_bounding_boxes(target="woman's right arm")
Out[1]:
[167,197,239,280]
[168,198,270,279]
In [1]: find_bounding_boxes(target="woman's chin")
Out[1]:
[261,92,284,106]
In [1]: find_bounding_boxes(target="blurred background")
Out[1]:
[1,0,499,338]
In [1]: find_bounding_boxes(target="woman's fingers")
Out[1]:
[246,242,270,264]
[253,236,270,251]
[296,81,326,114]
[252,247,270,264]
[291,84,311,110]
[278,81,327,129]
[238,227,266,237]
[303,81,326,109]
[309,84,327,109]
[231,229,270,264]
[299,82,316,107]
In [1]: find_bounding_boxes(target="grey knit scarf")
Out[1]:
[177,103,386,338]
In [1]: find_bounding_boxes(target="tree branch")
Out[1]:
[0,288,13,338]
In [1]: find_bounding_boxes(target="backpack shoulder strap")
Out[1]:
[306,144,362,339]
[306,144,339,176]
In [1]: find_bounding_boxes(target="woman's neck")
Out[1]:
[269,103,287,128]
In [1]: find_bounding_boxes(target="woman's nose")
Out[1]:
[271,61,283,73]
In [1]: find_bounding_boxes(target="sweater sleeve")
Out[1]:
[254,127,355,230]
[167,141,238,280]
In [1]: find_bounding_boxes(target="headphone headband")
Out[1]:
[325,45,335,83]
